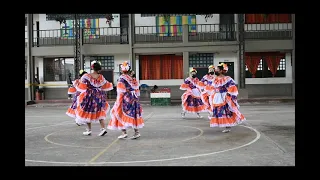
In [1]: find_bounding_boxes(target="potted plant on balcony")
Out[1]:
[55,16,66,25]
[106,14,114,27]
[157,14,171,23]
[202,14,214,22]
[262,14,270,22]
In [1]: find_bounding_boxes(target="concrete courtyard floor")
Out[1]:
[25,103,295,166]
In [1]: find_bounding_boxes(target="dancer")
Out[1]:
[130,70,140,97]
[107,61,144,139]
[205,63,246,133]
[198,65,216,115]
[180,68,207,118]
[75,61,113,136]
[66,70,87,126]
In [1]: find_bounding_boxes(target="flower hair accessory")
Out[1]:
[208,65,215,69]
[218,63,228,72]
[120,61,131,72]
[208,65,215,72]
[190,68,197,74]
[91,61,101,69]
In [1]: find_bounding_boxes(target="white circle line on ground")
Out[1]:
[25,125,261,165]
[25,122,73,130]
[43,124,203,149]
[27,113,154,149]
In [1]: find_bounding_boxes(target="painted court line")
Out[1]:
[43,123,200,149]
[25,122,73,130]
[85,112,154,165]
[25,125,261,165]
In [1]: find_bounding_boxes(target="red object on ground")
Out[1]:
[36,92,42,100]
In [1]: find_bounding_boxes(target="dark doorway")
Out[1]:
[219,61,234,79]
[219,14,235,40]
[194,67,208,80]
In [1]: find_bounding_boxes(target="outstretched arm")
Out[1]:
[101,81,114,92]
[180,79,191,91]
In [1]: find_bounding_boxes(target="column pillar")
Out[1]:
[135,55,140,82]
[183,51,189,79]
[182,24,189,43]
[27,14,35,101]
[128,14,135,70]
[292,14,295,98]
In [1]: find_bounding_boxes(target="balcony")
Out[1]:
[82,27,128,44]
[188,24,236,42]
[244,23,292,40]
[135,25,183,43]
[30,27,129,47]
[25,23,292,47]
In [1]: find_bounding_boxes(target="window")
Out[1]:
[140,55,183,80]
[189,53,214,68]
[86,56,115,70]
[25,17,27,26]
[25,57,27,79]
[44,57,74,81]
[245,14,291,24]
[245,52,286,78]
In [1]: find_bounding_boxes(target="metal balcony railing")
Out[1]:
[188,24,237,42]
[33,29,74,46]
[27,23,293,47]
[244,23,292,40]
[135,25,183,43]
[32,27,129,46]
[82,27,128,44]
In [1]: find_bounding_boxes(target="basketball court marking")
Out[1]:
[25,125,261,165]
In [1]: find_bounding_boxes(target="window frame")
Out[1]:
[44,57,75,81]
[87,56,115,70]
[245,58,286,78]
[189,53,214,68]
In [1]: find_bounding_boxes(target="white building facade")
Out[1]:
[25,14,294,100]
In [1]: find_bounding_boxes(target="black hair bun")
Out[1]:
[93,63,102,71]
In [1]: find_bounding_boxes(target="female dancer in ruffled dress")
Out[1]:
[198,65,215,116]
[205,63,246,133]
[107,61,144,139]
[75,61,113,136]
[66,70,87,126]
[130,70,140,97]
[180,68,207,118]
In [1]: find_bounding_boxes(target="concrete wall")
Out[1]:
[246,84,292,97]
[140,83,292,100]
[30,45,130,57]
[25,88,28,100]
